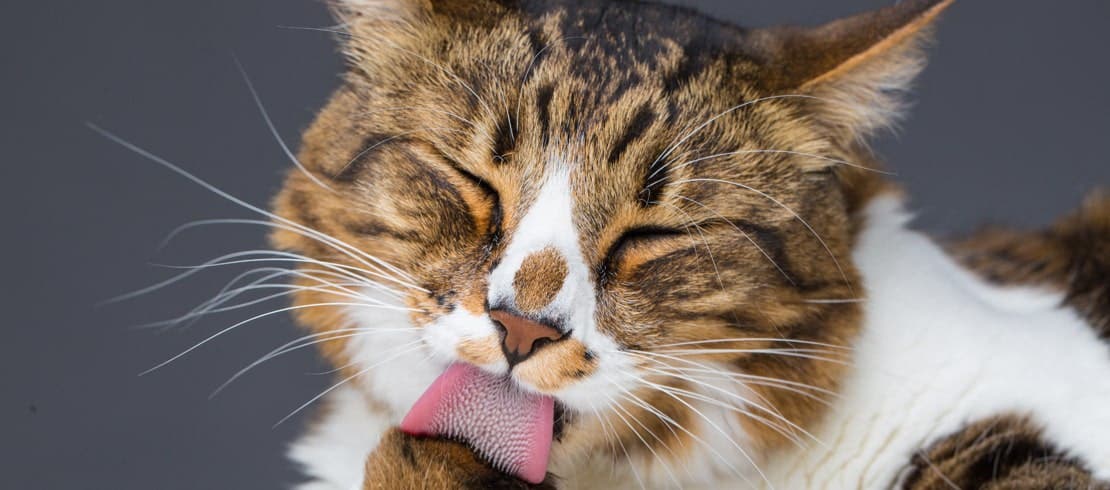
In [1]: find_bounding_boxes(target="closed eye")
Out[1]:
[451,165,502,238]
[599,226,689,280]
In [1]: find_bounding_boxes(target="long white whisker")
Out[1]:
[673,177,853,293]
[613,387,752,485]
[213,334,421,397]
[599,388,683,489]
[273,342,426,427]
[336,126,466,177]
[635,377,774,488]
[673,194,796,286]
[88,124,421,289]
[234,58,334,192]
[139,301,414,375]
[649,94,823,174]
[626,351,815,445]
[650,337,852,351]
[639,366,818,447]
[168,221,413,290]
[649,149,892,186]
[651,348,848,365]
[110,249,406,304]
[137,283,374,330]
[626,349,841,404]
[154,247,409,295]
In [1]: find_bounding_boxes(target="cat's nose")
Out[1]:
[490,309,565,369]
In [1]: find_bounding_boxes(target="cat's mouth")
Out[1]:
[400,362,560,484]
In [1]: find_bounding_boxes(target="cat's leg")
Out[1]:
[899,414,1108,490]
[289,385,392,490]
[359,428,555,489]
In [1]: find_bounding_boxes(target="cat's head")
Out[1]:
[272,0,949,479]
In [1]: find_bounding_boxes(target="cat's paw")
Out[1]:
[360,428,555,490]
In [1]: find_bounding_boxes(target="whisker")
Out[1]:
[336,126,466,177]
[234,58,334,192]
[642,347,848,366]
[649,149,892,186]
[672,194,796,286]
[273,342,427,427]
[650,337,852,351]
[672,177,853,293]
[592,400,645,488]
[653,200,727,292]
[626,353,816,442]
[638,366,819,448]
[110,249,405,305]
[599,389,683,488]
[212,334,422,397]
[644,363,837,402]
[614,386,755,486]
[136,283,367,330]
[87,124,422,290]
[139,301,415,375]
[156,243,410,295]
[634,377,775,488]
[649,94,825,174]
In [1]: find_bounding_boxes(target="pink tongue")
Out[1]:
[400,363,554,484]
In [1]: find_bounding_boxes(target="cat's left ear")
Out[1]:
[749,0,954,142]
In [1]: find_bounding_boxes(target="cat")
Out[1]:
[256,0,1110,488]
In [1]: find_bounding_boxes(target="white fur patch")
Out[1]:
[487,168,590,322]
[760,196,1110,488]
[287,385,389,490]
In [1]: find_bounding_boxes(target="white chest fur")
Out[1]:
[761,197,1110,489]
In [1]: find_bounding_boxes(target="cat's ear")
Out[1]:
[750,0,954,141]
[329,0,505,30]
[327,0,428,35]
[328,0,508,62]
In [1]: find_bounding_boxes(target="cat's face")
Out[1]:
[273,0,945,475]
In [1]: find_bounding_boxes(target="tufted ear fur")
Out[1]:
[749,0,954,143]
[327,0,514,73]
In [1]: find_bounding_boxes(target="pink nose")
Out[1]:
[490,310,564,367]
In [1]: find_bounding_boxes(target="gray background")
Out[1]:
[2,0,1107,488]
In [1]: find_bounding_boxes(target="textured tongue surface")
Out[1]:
[400,363,553,484]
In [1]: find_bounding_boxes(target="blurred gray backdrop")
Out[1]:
[2,1,1107,488]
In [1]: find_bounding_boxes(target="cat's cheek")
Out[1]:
[455,335,504,367]
[421,308,506,371]
[511,339,597,393]
[523,335,640,413]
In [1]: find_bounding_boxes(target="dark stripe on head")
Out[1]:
[608,104,655,165]
[662,48,714,94]
[492,119,515,164]
[331,132,398,182]
[535,83,554,141]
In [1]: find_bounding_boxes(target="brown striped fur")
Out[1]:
[950,191,1110,337]
[902,415,1107,490]
[253,0,1072,487]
